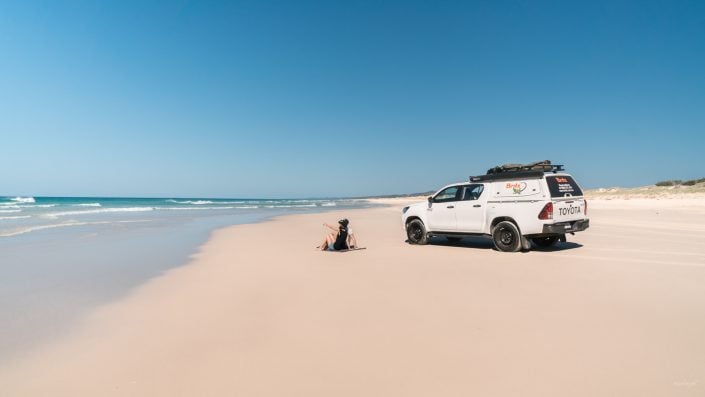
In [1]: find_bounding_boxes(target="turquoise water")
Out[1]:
[0,195,372,363]
[0,196,353,237]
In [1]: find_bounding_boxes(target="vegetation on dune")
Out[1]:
[655,178,705,187]
[655,180,682,186]
[586,177,705,199]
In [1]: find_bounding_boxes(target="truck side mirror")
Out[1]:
[427,196,433,205]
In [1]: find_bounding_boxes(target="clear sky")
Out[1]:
[1,1,704,198]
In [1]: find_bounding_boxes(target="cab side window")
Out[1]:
[462,184,484,201]
[433,187,460,203]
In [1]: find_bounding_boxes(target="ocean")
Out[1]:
[0,195,373,362]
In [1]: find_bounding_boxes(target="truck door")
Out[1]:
[455,184,487,233]
[427,186,460,232]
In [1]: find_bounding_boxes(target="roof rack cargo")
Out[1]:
[486,160,563,174]
[469,160,565,182]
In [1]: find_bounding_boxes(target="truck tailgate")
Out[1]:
[553,199,586,222]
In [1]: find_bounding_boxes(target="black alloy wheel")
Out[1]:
[492,221,521,252]
[406,219,429,245]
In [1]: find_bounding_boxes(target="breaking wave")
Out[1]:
[0,215,31,220]
[166,200,213,205]
[48,207,154,217]
[10,197,35,204]
[264,204,317,208]
[1,202,55,208]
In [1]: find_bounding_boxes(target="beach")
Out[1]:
[0,197,372,364]
[2,195,705,396]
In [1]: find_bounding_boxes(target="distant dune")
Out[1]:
[586,182,705,199]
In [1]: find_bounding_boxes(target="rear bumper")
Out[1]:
[542,219,589,234]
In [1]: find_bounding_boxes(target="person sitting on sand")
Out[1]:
[345,221,358,248]
[319,218,358,251]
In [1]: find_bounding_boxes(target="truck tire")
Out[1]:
[406,219,429,245]
[531,236,559,247]
[492,221,521,252]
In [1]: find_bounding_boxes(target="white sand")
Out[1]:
[2,197,704,396]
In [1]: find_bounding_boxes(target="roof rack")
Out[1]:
[469,160,565,183]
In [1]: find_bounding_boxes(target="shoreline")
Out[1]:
[0,201,379,365]
[2,197,705,396]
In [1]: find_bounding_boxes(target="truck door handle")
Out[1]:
[447,205,454,209]
[473,204,481,208]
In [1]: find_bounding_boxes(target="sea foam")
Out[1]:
[264,204,317,208]
[48,207,155,217]
[0,215,31,220]
[166,200,214,205]
[11,197,36,203]
[0,220,151,238]
[161,206,236,211]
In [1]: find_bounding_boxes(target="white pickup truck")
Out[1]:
[401,161,589,252]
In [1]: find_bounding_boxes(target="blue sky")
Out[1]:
[1,1,704,198]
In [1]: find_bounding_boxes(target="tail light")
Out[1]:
[584,200,588,216]
[538,202,553,220]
